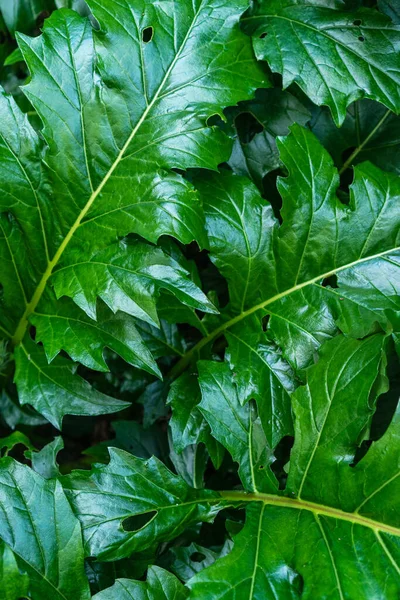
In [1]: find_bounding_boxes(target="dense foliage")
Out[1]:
[0,0,400,598]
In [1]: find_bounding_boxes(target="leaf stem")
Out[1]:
[219,490,400,536]
[339,109,391,175]
[168,246,400,380]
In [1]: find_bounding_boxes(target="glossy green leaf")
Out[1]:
[93,566,188,600]
[241,1,400,125]
[225,88,310,188]
[167,372,223,469]
[189,334,400,599]
[31,436,63,478]
[0,457,90,599]
[198,361,278,493]
[0,0,264,425]
[62,448,223,561]
[14,336,129,428]
[170,541,232,582]
[173,126,400,386]
[0,541,30,600]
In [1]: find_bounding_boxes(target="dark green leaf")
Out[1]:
[242,1,400,125]
[0,457,90,599]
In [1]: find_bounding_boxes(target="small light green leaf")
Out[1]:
[31,436,64,479]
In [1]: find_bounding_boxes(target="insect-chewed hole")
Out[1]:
[142,26,154,43]
[358,35,365,42]
[190,552,206,563]
[353,19,362,26]
[122,510,157,532]
[322,274,338,288]
[259,32,268,39]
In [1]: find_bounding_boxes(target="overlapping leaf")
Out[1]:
[0,0,266,425]
[188,333,400,599]
[0,457,90,599]
[241,0,400,125]
[62,448,223,561]
[93,567,188,600]
[169,126,400,452]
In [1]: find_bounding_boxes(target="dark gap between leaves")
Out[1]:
[235,112,263,144]
[190,552,206,563]
[271,435,294,489]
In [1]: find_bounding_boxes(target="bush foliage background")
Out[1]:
[0,0,400,598]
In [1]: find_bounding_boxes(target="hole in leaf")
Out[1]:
[353,19,362,26]
[358,35,365,42]
[142,26,153,43]
[259,32,268,39]
[258,464,265,470]
[190,552,206,562]
[235,112,263,144]
[322,274,338,288]
[122,510,157,532]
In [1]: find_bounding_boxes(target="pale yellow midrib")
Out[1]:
[169,245,400,379]
[219,491,400,537]
[11,4,203,347]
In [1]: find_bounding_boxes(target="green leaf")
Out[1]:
[14,336,129,428]
[31,436,64,479]
[50,240,217,326]
[93,566,188,600]
[31,293,162,376]
[174,126,400,385]
[168,372,224,468]
[241,1,400,125]
[0,0,55,35]
[189,334,400,599]
[0,541,30,600]
[4,48,24,66]
[62,448,223,561]
[198,361,278,493]
[0,0,264,424]
[170,541,232,582]
[310,100,400,175]
[0,430,36,455]
[225,88,310,188]
[0,457,90,599]
[0,391,47,430]
[379,0,400,22]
